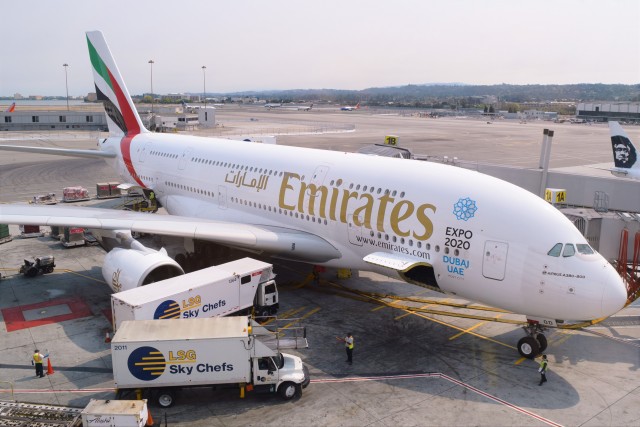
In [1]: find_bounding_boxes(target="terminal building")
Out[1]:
[576,102,640,123]
[1,110,108,131]
[0,104,215,132]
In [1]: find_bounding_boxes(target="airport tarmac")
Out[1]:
[1,111,639,426]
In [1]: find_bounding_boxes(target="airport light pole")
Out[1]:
[202,65,207,109]
[63,63,69,111]
[148,60,154,115]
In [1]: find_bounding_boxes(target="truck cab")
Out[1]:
[252,352,310,400]
[255,279,279,317]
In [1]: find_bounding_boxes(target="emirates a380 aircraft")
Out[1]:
[0,31,628,358]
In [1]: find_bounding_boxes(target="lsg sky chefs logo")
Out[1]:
[154,300,181,320]
[128,346,167,381]
[153,296,226,319]
[127,346,234,381]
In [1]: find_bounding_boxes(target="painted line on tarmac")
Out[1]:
[449,314,504,341]
[3,374,563,426]
[582,328,640,348]
[0,364,111,373]
[406,310,515,350]
[312,373,563,427]
[0,388,115,394]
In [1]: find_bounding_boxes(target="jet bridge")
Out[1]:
[616,229,640,304]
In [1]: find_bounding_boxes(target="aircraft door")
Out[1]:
[309,165,329,189]
[305,165,330,214]
[179,148,193,170]
[482,240,508,280]
[217,186,227,209]
[139,142,151,162]
[348,213,363,246]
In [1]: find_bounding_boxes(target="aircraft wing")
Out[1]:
[0,145,116,159]
[0,204,340,262]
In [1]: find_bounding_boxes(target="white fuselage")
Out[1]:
[99,132,627,321]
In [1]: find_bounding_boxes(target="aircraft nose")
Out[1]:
[601,265,628,317]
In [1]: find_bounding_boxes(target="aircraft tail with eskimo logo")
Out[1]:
[609,121,640,179]
[86,31,148,137]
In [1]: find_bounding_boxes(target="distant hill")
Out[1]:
[213,83,640,105]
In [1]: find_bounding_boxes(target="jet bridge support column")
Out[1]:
[538,129,554,198]
[616,229,640,304]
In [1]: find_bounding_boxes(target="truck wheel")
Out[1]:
[26,267,38,277]
[156,389,176,408]
[278,382,300,400]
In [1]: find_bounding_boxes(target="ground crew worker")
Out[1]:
[538,354,548,386]
[344,333,354,364]
[312,265,324,284]
[32,349,46,378]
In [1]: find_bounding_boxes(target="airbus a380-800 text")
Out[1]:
[0,31,628,359]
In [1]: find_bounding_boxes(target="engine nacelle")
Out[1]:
[102,246,184,292]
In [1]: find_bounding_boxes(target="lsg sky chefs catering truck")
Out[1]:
[110,258,278,331]
[111,316,310,407]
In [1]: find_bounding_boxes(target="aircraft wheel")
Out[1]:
[536,334,548,353]
[517,336,540,359]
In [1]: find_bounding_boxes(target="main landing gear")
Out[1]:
[517,322,548,359]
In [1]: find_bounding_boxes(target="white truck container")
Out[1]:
[81,399,149,427]
[111,316,310,407]
[110,258,278,331]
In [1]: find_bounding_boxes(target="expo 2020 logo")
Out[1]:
[453,197,477,221]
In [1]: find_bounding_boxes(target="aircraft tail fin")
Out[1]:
[5,102,16,113]
[86,31,148,136]
[355,102,360,110]
[610,121,638,170]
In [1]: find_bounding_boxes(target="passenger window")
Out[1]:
[562,244,575,257]
[547,243,563,257]
[576,244,594,255]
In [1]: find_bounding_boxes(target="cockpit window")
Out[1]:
[576,244,594,255]
[547,243,563,257]
[562,244,576,257]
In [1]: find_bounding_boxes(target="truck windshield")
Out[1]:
[264,283,276,294]
[273,353,284,369]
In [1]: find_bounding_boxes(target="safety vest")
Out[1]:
[33,353,43,364]
[539,360,548,372]
[345,337,354,350]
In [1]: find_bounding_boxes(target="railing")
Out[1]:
[617,229,640,305]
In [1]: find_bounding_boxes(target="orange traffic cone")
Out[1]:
[105,331,111,343]
[146,408,154,426]
[46,358,54,375]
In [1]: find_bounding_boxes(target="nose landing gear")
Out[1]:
[517,322,548,359]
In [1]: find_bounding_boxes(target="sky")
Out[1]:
[1,0,639,97]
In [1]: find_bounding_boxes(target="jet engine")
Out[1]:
[102,245,184,293]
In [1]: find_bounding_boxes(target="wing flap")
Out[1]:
[364,251,430,272]
[0,145,116,159]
